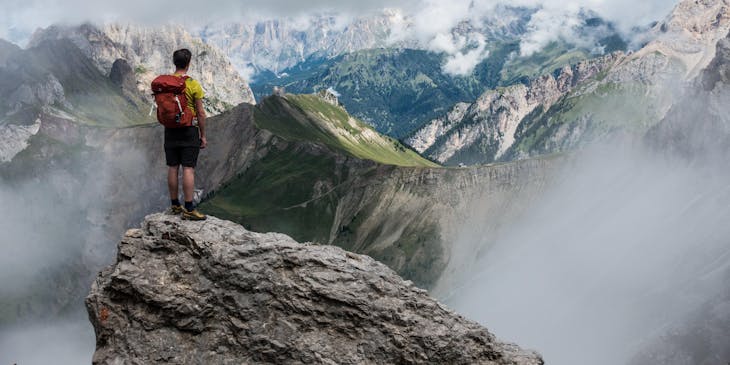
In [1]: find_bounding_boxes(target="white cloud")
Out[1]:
[518,7,586,56]
[1,0,680,74]
[439,33,491,76]
[387,0,678,74]
[443,44,490,76]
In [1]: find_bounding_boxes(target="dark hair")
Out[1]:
[173,48,192,70]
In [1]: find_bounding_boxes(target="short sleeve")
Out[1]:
[188,79,205,100]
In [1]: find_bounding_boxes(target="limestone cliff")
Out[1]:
[86,213,543,365]
[29,23,256,114]
[406,53,623,165]
[636,0,730,78]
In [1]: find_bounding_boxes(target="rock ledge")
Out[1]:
[86,213,542,364]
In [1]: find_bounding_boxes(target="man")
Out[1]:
[165,48,207,220]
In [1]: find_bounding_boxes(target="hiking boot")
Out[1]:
[182,208,207,221]
[168,205,184,215]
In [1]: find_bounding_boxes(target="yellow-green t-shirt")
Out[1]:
[174,75,205,116]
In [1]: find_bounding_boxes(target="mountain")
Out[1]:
[29,23,256,115]
[250,37,623,138]
[0,37,155,326]
[0,37,150,127]
[87,213,543,364]
[197,7,535,75]
[628,27,730,364]
[407,0,730,165]
[251,47,507,137]
[197,12,400,74]
[0,35,553,324]
[406,52,624,165]
[200,94,557,288]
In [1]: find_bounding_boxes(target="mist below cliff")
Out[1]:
[442,144,730,364]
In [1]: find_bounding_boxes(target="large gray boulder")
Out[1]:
[86,213,542,365]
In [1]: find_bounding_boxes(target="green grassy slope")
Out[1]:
[255,94,438,167]
[200,93,443,287]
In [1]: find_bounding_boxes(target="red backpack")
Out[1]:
[151,75,194,128]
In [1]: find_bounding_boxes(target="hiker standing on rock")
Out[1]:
[151,48,207,220]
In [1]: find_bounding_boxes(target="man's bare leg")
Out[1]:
[182,167,195,203]
[181,166,206,220]
[168,165,180,200]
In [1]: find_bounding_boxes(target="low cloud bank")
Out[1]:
[442,143,730,364]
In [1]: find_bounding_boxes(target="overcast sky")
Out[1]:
[1,0,680,75]
[2,0,678,39]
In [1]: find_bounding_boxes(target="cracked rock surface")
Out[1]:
[86,213,542,365]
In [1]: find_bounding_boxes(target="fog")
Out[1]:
[442,144,730,363]
[0,126,159,364]
[0,179,97,364]
[0,320,94,365]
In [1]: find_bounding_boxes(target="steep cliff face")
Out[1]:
[198,12,399,74]
[647,24,730,163]
[30,23,255,115]
[86,213,543,365]
[406,53,623,165]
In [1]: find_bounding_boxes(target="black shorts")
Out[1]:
[164,126,200,168]
[165,146,200,168]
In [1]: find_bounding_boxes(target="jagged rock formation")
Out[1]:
[406,53,623,164]
[638,0,730,78]
[86,213,543,365]
[30,23,256,114]
[197,12,401,74]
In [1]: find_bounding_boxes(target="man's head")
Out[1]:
[173,48,192,71]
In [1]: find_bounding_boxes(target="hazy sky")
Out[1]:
[2,0,679,43]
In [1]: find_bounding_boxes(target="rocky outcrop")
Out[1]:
[406,53,623,165]
[0,118,41,162]
[86,213,543,365]
[647,29,730,161]
[637,0,730,78]
[109,58,137,92]
[30,23,256,114]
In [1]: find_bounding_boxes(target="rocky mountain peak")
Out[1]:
[86,213,543,364]
[30,23,255,115]
[636,0,730,77]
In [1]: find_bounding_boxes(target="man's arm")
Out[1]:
[195,98,207,149]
